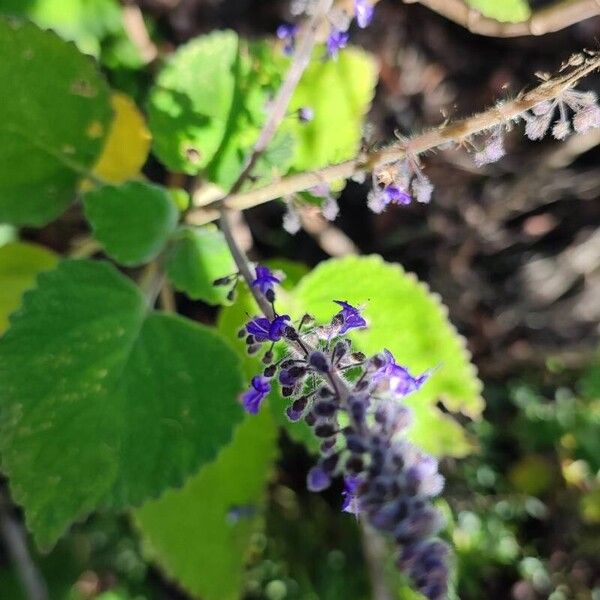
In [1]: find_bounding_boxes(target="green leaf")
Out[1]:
[285,46,377,172]
[166,225,236,305]
[0,242,58,334]
[148,30,241,175]
[0,260,244,548]
[0,18,112,226]
[134,409,277,600]
[465,0,531,22]
[148,32,292,188]
[0,0,127,58]
[293,255,483,457]
[83,181,178,267]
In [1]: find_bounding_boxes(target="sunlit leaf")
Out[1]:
[134,409,277,600]
[0,242,58,334]
[465,0,531,23]
[293,255,483,457]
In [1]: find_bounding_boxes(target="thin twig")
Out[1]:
[361,523,395,600]
[186,54,600,225]
[227,0,332,196]
[403,0,600,37]
[0,492,48,600]
[121,0,158,63]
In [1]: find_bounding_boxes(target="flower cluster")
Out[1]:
[279,0,375,60]
[523,88,600,141]
[238,264,450,600]
[367,155,433,214]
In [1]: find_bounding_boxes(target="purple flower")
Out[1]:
[276,23,298,55]
[385,185,412,205]
[333,300,367,334]
[246,315,290,342]
[251,265,280,294]
[354,0,374,28]
[241,376,271,414]
[307,466,331,491]
[326,28,349,59]
[373,349,430,397]
[341,476,361,515]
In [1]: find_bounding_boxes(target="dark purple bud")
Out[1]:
[305,412,317,426]
[309,351,329,372]
[307,466,331,492]
[281,386,294,397]
[314,423,336,438]
[321,453,339,473]
[263,364,277,378]
[213,275,232,286]
[262,349,273,364]
[318,386,334,398]
[345,455,364,474]
[314,400,337,417]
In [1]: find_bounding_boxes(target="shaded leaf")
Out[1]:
[134,409,277,600]
[0,18,112,225]
[0,260,244,548]
[166,225,236,305]
[83,181,178,267]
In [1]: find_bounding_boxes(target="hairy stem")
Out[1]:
[228,0,332,195]
[187,54,600,225]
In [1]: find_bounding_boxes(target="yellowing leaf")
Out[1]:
[0,242,58,334]
[91,92,151,183]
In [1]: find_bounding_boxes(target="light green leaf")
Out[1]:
[148,30,239,175]
[0,0,125,57]
[465,0,531,23]
[166,225,236,305]
[83,181,178,267]
[0,18,112,226]
[0,260,244,548]
[134,409,277,600]
[286,46,377,172]
[148,32,292,188]
[294,255,483,457]
[0,242,58,334]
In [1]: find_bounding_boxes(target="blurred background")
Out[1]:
[0,0,599,599]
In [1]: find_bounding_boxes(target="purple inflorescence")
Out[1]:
[522,88,600,141]
[237,276,450,599]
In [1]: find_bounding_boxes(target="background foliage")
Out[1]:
[0,0,598,599]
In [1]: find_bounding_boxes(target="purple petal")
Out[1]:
[307,466,331,492]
